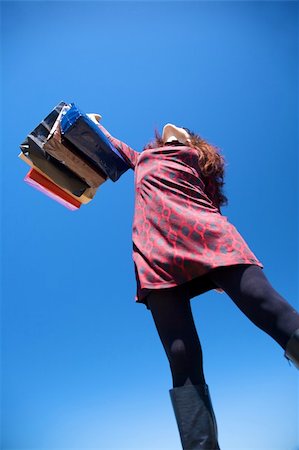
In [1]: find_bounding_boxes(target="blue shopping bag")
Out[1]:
[60,103,130,182]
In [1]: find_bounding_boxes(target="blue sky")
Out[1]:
[1,1,298,449]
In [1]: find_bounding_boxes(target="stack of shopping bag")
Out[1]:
[19,101,130,210]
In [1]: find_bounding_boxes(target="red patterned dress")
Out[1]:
[98,124,264,309]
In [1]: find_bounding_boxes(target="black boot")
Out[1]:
[169,383,221,450]
[284,328,299,369]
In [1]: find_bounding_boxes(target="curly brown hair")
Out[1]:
[143,127,228,212]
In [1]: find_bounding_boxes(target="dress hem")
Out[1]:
[134,260,264,309]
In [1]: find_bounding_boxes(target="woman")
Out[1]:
[89,115,299,450]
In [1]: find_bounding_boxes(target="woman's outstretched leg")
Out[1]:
[208,263,299,366]
[147,285,221,450]
[147,285,206,388]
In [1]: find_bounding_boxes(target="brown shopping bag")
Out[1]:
[20,102,91,198]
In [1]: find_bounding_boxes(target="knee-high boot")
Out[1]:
[169,383,221,450]
[284,328,299,369]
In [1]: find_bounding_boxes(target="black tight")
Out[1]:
[148,285,207,387]
[147,264,299,388]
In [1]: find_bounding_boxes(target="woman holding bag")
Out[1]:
[88,114,299,450]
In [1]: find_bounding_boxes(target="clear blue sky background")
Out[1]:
[1,2,298,450]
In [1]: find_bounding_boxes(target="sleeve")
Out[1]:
[97,123,139,170]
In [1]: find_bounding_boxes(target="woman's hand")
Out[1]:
[87,113,102,124]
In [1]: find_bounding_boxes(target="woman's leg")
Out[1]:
[147,285,221,449]
[147,285,206,388]
[208,264,299,350]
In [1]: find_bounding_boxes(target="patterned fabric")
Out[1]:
[97,124,264,306]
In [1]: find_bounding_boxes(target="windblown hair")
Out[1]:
[143,128,228,212]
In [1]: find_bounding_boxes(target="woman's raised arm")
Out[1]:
[87,114,139,170]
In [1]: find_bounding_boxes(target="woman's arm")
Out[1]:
[87,115,139,170]
[98,123,139,170]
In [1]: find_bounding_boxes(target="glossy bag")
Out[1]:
[60,103,130,182]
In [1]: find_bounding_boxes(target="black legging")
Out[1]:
[146,264,299,388]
